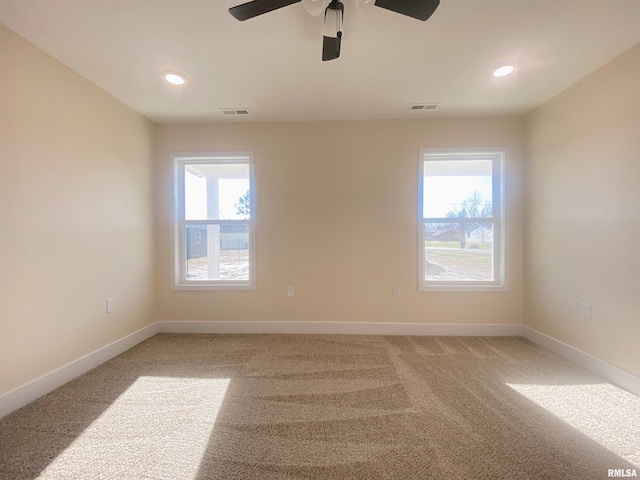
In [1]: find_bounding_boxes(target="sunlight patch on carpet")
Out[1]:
[506,382,640,467]
[39,376,230,479]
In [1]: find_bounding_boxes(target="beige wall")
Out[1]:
[0,25,156,395]
[524,44,640,375]
[155,118,524,325]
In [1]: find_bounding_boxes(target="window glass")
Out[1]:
[185,224,250,281]
[419,150,505,291]
[173,154,255,290]
[184,164,250,220]
[424,222,494,281]
[423,160,493,218]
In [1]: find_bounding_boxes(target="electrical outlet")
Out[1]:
[106,298,116,313]
[287,286,294,297]
[580,303,591,319]
[392,287,400,298]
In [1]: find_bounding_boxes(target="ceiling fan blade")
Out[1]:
[374,0,439,21]
[229,0,301,21]
[322,35,341,61]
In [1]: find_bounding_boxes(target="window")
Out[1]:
[418,148,506,291]
[173,153,255,290]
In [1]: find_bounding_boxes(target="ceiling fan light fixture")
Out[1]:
[163,71,186,85]
[302,0,329,16]
[353,0,375,17]
[492,65,515,77]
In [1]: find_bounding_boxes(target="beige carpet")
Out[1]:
[1,334,638,479]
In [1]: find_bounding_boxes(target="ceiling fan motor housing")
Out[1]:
[322,1,344,39]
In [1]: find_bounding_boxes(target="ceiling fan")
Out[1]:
[229,0,440,61]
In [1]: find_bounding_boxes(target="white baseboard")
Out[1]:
[5,321,636,419]
[0,323,159,419]
[158,321,525,337]
[523,326,640,397]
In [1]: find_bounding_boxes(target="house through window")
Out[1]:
[418,148,506,291]
[173,153,256,290]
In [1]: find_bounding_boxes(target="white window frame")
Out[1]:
[418,148,507,292]
[172,152,256,290]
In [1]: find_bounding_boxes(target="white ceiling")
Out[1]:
[2,0,640,123]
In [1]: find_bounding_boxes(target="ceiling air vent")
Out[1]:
[409,103,440,110]
[220,108,251,115]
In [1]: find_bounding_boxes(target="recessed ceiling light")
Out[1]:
[163,71,186,85]
[493,65,515,77]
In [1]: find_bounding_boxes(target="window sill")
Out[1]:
[172,282,256,291]
[419,284,508,292]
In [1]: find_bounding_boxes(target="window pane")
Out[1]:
[185,224,250,281]
[424,222,494,281]
[185,163,250,220]
[423,160,493,218]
